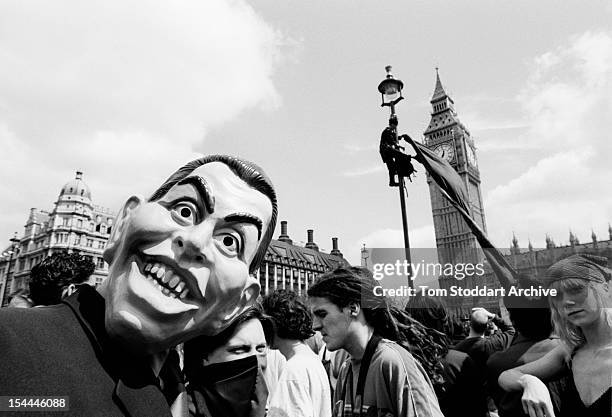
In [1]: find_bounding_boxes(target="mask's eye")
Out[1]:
[214,232,242,256]
[171,202,198,225]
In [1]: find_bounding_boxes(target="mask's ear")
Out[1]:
[103,195,143,263]
[221,275,261,324]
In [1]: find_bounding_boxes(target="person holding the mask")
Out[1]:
[0,155,277,417]
[183,305,274,417]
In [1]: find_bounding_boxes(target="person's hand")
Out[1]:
[518,374,556,417]
[472,307,495,319]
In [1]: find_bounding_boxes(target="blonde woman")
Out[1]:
[498,254,612,417]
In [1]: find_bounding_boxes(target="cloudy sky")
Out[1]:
[1,0,611,264]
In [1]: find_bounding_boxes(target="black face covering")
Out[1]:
[188,355,266,417]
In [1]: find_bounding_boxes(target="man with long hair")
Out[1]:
[308,266,443,417]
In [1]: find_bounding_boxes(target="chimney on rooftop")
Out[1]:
[76,171,83,180]
[278,220,293,244]
[330,237,343,257]
[305,229,319,251]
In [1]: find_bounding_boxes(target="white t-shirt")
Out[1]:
[264,349,287,410]
[268,345,332,417]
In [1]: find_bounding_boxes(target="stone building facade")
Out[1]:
[0,173,347,306]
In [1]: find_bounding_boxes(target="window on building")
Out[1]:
[97,257,106,269]
[63,218,70,227]
[107,226,112,235]
[77,219,83,228]
[95,224,101,233]
[86,239,93,248]
[97,241,105,249]
[74,235,81,246]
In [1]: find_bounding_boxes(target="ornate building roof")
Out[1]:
[58,171,92,202]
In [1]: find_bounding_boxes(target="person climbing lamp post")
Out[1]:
[377,65,413,288]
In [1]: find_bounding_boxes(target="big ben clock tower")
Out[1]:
[423,70,488,306]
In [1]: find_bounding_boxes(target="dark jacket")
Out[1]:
[453,316,516,369]
[438,349,489,417]
[0,286,172,417]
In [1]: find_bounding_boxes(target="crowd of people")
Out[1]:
[0,155,610,417]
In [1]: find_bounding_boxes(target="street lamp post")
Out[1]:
[378,66,413,288]
[1,233,21,307]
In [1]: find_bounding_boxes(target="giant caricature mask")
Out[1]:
[99,159,274,353]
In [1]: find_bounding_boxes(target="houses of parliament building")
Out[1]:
[422,70,611,314]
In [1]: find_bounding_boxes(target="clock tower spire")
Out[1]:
[423,70,488,307]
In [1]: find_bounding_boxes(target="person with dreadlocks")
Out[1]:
[307,266,443,417]
[499,254,612,417]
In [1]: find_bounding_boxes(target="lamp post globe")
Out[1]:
[377,65,404,111]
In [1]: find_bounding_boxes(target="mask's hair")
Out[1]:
[148,155,277,274]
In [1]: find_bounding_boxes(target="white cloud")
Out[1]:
[342,143,378,153]
[0,1,287,240]
[483,31,612,249]
[344,225,436,264]
[342,165,384,177]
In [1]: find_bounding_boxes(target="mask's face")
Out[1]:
[310,296,352,352]
[100,162,272,352]
[204,318,268,368]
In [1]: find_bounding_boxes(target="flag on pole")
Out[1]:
[402,135,516,289]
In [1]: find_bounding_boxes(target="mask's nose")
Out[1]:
[173,225,213,265]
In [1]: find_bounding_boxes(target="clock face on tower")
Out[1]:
[433,142,455,163]
[466,144,477,166]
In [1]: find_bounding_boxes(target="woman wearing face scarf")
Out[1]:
[499,254,612,417]
[183,305,274,417]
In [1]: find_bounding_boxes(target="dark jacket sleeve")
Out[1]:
[483,316,515,356]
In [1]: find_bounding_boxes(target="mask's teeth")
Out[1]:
[169,292,178,299]
[144,263,153,273]
[162,271,173,284]
[180,289,189,299]
[174,282,185,293]
[156,266,166,280]
[168,275,180,289]
[150,263,160,275]
[162,287,170,296]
